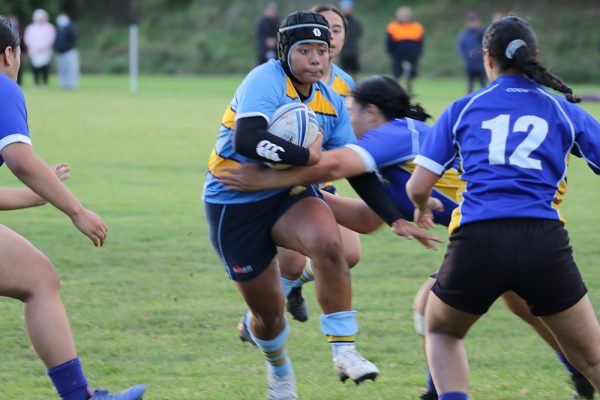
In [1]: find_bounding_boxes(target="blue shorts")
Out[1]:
[205,186,322,281]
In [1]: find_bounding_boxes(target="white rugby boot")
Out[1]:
[333,347,379,384]
[267,368,297,400]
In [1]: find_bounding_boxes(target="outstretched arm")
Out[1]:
[2,143,107,247]
[0,163,70,210]
[219,147,366,191]
[321,191,384,234]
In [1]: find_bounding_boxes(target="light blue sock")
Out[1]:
[320,310,358,356]
[246,313,293,377]
[440,391,468,400]
[280,277,298,297]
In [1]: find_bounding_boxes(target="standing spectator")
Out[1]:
[7,12,25,86]
[457,11,486,94]
[386,6,424,94]
[255,2,280,65]
[24,9,55,88]
[54,11,79,90]
[338,0,362,82]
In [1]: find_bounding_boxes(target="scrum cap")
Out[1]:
[277,11,330,80]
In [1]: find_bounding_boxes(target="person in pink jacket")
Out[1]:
[24,9,55,88]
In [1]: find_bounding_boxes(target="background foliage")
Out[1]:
[1,0,599,81]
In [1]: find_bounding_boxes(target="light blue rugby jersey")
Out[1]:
[347,118,462,227]
[415,75,600,232]
[203,59,355,204]
[0,73,31,167]
[327,63,355,97]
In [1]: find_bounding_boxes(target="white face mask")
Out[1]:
[56,15,70,27]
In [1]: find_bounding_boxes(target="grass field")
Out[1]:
[0,74,599,399]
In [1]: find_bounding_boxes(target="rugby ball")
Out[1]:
[265,102,320,169]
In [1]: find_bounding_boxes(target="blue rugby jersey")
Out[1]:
[0,73,31,166]
[203,59,355,204]
[327,63,355,97]
[346,118,462,227]
[415,75,600,233]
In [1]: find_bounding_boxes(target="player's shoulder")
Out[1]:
[0,74,23,101]
[331,64,355,89]
[240,60,286,89]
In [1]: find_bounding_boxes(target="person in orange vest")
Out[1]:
[386,6,424,94]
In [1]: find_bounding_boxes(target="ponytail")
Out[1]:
[483,16,580,103]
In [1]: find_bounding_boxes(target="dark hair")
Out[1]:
[0,16,20,53]
[310,5,347,35]
[483,16,580,103]
[351,76,431,121]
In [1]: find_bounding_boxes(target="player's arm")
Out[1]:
[1,143,107,246]
[321,191,384,234]
[0,163,71,210]
[406,165,443,229]
[219,146,365,191]
[233,116,321,166]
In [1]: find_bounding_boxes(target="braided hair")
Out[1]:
[0,16,20,53]
[351,76,431,121]
[483,16,580,103]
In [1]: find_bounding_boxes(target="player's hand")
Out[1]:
[51,163,71,182]
[219,164,272,192]
[306,134,323,166]
[391,219,443,250]
[71,208,108,247]
[414,197,444,229]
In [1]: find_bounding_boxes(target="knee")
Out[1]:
[18,254,60,302]
[253,307,286,330]
[306,236,344,266]
[344,246,361,269]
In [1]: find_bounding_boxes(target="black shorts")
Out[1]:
[205,186,321,282]
[391,56,419,79]
[432,218,587,316]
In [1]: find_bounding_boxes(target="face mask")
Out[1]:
[56,15,70,27]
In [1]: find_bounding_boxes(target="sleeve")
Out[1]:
[234,65,283,124]
[348,173,404,225]
[0,82,31,153]
[346,125,416,172]
[414,106,458,175]
[571,106,600,175]
[322,96,356,150]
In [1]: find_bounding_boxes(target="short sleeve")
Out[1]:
[0,78,31,155]
[414,106,458,175]
[571,105,600,174]
[234,63,285,124]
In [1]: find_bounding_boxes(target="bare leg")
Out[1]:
[541,295,600,392]
[425,292,480,394]
[0,225,77,368]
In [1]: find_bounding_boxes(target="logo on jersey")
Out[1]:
[506,88,529,93]
[313,28,322,37]
[256,140,284,161]
[232,264,253,274]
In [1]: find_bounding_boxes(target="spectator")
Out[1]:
[255,2,280,65]
[386,6,424,94]
[338,0,362,82]
[457,11,486,93]
[54,11,79,90]
[24,9,55,88]
[6,12,25,86]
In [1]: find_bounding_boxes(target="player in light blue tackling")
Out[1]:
[0,16,145,400]
[406,16,600,400]
[203,11,433,398]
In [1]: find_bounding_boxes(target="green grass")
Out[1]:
[0,74,599,399]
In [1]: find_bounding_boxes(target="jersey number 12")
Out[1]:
[482,114,548,170]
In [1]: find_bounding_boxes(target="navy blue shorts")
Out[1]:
[205,186,322,281]
[432,218,587,316]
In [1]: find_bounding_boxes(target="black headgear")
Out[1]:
[277,11,330,81]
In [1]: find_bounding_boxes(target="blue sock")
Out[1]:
[299,259,315,283]
[426,368,438,395]
[47,358,89,400]
[440,391,468,400]
[246,314,293,377]
[280,277,298,297]
[320,310,358,356]
[557,352,582,377]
